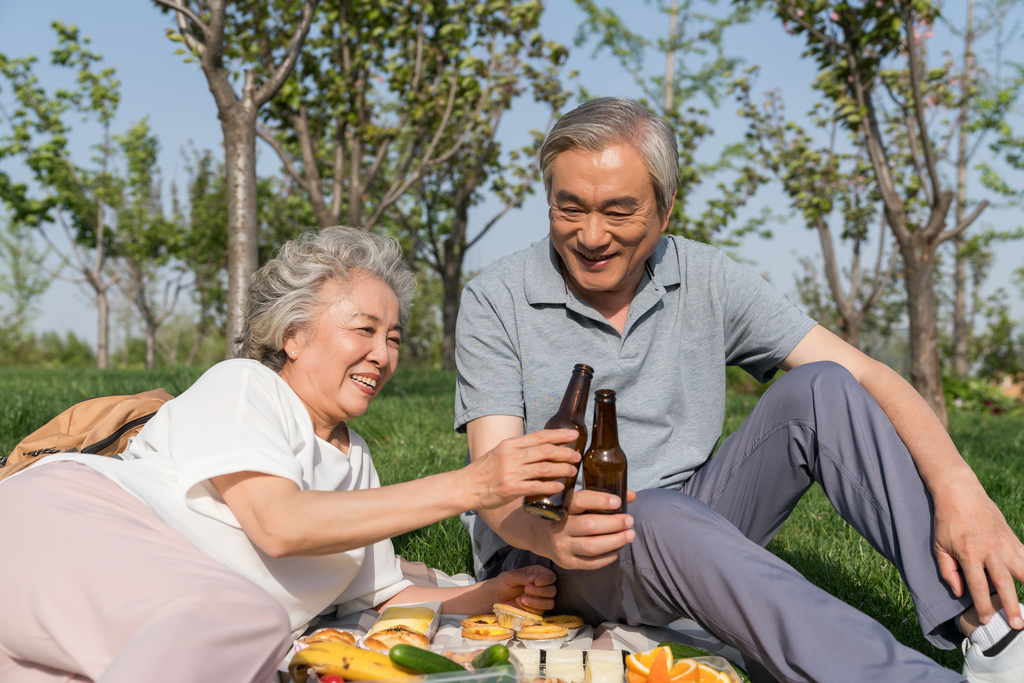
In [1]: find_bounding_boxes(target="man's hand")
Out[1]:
[529,488,638,570]
[491,564,558,614]
[932,481,1024,629]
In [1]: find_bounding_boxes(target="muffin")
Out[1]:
[493,603,544,631]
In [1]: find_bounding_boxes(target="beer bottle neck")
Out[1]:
[557,372,592,420]
[591,400,619,448]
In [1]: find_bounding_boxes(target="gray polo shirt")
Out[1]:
[455,235,816,569]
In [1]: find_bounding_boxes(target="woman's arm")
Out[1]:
[377,565,557,616]
[212,428,581,558]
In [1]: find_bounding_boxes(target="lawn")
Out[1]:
[3,365,1023,670]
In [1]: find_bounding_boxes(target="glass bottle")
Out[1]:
[522,363,594,522]
[582,389,627,514]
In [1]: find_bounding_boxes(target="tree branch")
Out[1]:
[902,3,942,204]
[151,0,210,36]
[939,199,988,244]
[255,121,312,194]
[254,0,320,107]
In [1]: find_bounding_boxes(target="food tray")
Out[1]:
[303,644,525,683]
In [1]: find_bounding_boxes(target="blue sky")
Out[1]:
[1,0,1021,347]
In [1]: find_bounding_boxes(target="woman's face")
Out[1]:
[280,273,402,433]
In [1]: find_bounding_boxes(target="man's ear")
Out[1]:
[660,196,675,233]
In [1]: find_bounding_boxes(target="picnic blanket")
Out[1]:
[303,559,747,668]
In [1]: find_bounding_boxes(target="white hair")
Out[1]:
[237,227,416,371]
[539,97,679,217]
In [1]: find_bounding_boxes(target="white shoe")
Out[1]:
[963,628,1024,682]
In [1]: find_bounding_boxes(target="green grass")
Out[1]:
[3,367,1023,669]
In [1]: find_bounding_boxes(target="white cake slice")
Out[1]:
[545,649,585,683]
[513,649,541,679]
[585,650,624,683]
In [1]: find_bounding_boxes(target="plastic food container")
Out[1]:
[301,645,525,683]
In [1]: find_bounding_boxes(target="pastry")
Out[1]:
[493,603,544,631]
[461,625,514,641]
[362,625,430,652]
[460,614,499,629]
[517,624,569,640]
[298,628,357,645]
[541,615,584,630]
[370,606,436,636]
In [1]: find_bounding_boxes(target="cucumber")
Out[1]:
[477,661,516,683]
[471,644,510,670]
[657,641,752,683]
[389,644,468,675]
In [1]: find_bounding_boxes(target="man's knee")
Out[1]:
[763,360,866,413]
[630,489,740,547]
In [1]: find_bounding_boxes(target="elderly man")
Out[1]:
[454,97,1024,682]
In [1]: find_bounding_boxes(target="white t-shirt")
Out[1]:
[20,359,412,635]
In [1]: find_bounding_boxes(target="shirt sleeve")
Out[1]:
[715,251,818,383]
[159,361,309,525]
[454,268,526,432]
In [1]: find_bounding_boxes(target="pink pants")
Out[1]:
[0,462,290,683]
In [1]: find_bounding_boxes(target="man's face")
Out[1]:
[548,143,671,303]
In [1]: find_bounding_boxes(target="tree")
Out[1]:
[0,22,122,369]
[116,118,183,370]
[0,217,55,363]
[572,0,767,246]
[256,0,557,234]
[737,80,900,349]
[763,0,1020,426]
[155,0,319,357]
[943,0,1023,377]
[176,146,228,366]
[385,0,568,370]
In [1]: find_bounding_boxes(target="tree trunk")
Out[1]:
[953,233,969,376]
[840,316,862,351]
[902,241,949,426]
[222,105,260,359]
[96,289,109,370]
[440,209,468,371]
[952,0,975,378]
[145,323,156,370]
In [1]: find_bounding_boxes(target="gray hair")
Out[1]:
[237,227,416,372]
[539,97,679,217]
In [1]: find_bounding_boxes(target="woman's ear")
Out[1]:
[282,329,301,361]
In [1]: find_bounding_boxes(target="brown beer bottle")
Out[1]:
[522,363,594,522]
[582,389,627,514]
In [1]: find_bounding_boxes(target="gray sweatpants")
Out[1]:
[490,361,970,683]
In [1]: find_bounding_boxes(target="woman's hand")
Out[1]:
[463,429,581,511]
[490,565,557,614]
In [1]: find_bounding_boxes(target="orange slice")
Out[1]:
[696,663,730,683]
[667,659,698,683]
[625,646,675,678]
[646,648,672,683]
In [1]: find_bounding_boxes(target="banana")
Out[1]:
[289,640,421,683]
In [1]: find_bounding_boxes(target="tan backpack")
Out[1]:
[0,388,173,483]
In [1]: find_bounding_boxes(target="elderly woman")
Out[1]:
[0,229,580,683]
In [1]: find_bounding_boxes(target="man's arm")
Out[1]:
[467,414,637,570]
[783,324,1024,628]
